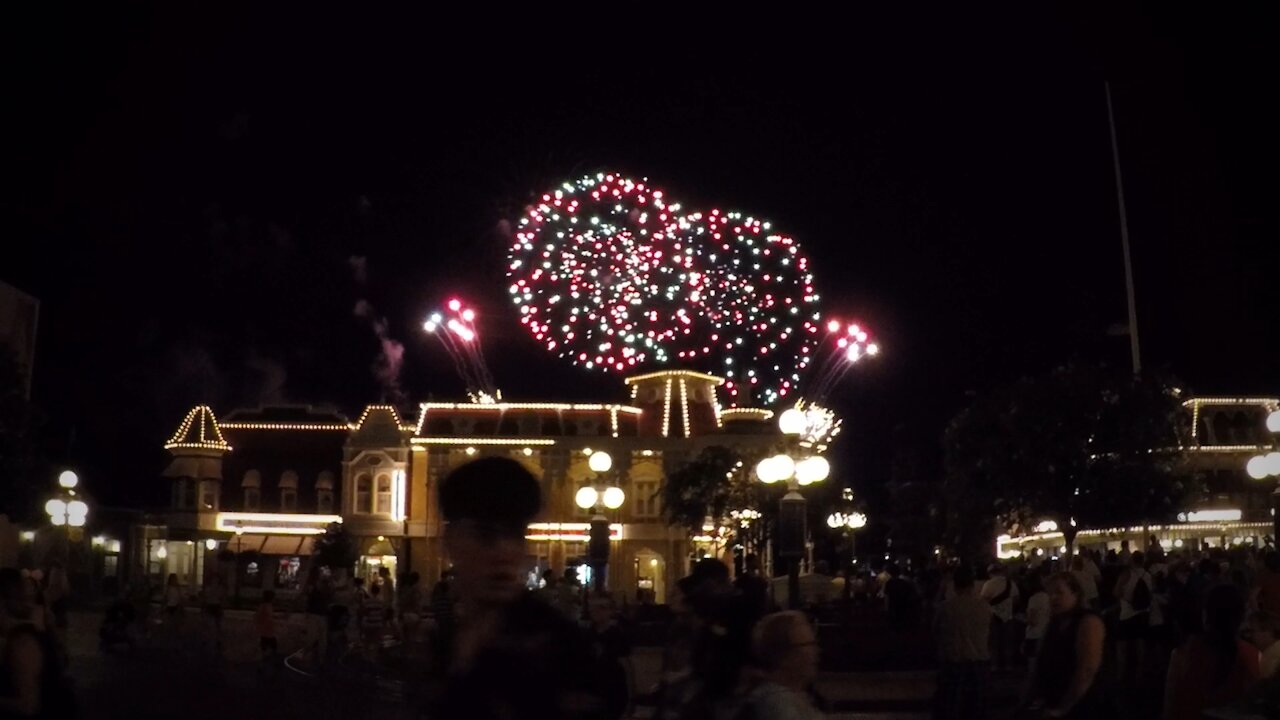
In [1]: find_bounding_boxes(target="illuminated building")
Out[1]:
[156,370,781,601]
[998,396,1280,558]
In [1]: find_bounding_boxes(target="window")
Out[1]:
[316,470,335,514]
[242,470,261,511]
[276,557,302,590]
[634,480,660,518]
[499,417,520,435]
[279,470,299,512]
[103,555,119,577]
[356,475,372,514]
[200,481,218,511]
[173,479,190,509]
[376,474,392,514]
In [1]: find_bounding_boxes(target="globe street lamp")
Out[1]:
[1248,410,1280,541]
[575,450,624,591]
[45,470,89,565]
[756,407,832,609]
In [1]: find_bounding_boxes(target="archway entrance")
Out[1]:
[359,537,397,589]
[633,549,665,605]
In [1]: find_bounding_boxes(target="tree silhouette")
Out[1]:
[943,362,1199,558]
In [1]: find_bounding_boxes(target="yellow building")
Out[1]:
[156,370,782,602]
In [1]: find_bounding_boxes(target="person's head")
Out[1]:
[588,592,615,627]
[744,553,761,573]
[1263,551,1280,574]
[1025,571,1044,596]
[1204,583,1246,637]
[541,568,556,584]
[379,566,390,580]
[1199,557,1220,578]
[167,573,179,587]
[263,590,276,604]
[1047,572,1084,615]
[951,564,975,593]
[1070,554,1084,571]
[370,583,381,598]
[440,457,542,606]
[1121,540,1130,550]
[0,568,33,620]
[752,611,819,689]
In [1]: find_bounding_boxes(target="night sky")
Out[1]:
[5,5,1277,513]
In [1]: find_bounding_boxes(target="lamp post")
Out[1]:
[575,450,623,593]
[756,407,831,609]
[45,470,89,563]
[1246,410,1280,542]
[827,491,868,581]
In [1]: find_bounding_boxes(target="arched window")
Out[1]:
[541,417,563,435]
[173,479,191,509]
[499,417,520,435]
[199,480,219,511]
[242,470,261,511]
[375,474,392,514]
[1211,412,1231,445]
[356,475,372,514]
[473,419,497,435]
[316,471,335,514]
[279,470,299,512]
[1231,411,1253,444]
[426,418,454,435]
[563,421,578,436]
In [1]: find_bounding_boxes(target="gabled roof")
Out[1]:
[164,406,231,452]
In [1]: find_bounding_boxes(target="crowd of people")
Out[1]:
[7,455,1280,720]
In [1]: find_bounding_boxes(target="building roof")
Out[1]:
[220,405,350,429]
[164,406,231,452]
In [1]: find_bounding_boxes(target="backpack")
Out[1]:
[1130,574,1151,612]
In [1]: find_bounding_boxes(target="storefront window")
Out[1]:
[276,557,302,590]
[280,488,297,512]
[242,560,263,588]
[317,489,334,513]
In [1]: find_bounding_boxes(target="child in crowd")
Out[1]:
[256,590,279,670]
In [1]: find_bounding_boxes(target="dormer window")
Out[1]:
[279,470,299,512]
[242,470,261,511]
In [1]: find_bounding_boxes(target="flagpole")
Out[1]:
[1106,81,1142,377]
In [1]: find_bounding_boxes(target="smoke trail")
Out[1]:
[353,292,406,407]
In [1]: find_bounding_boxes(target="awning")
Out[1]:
[225,535,315,556]
[261,536,311,556]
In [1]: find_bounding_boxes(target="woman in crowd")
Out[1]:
[0,568,73,718]
[1025,572,1110,718]
[1164,583,1259,720]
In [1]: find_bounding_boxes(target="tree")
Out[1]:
[942,362,1199,558]
[660,446,746,536]
[313,522,358,571]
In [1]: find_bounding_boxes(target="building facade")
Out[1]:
[998,396,1280,558]
[153,370,783,602]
